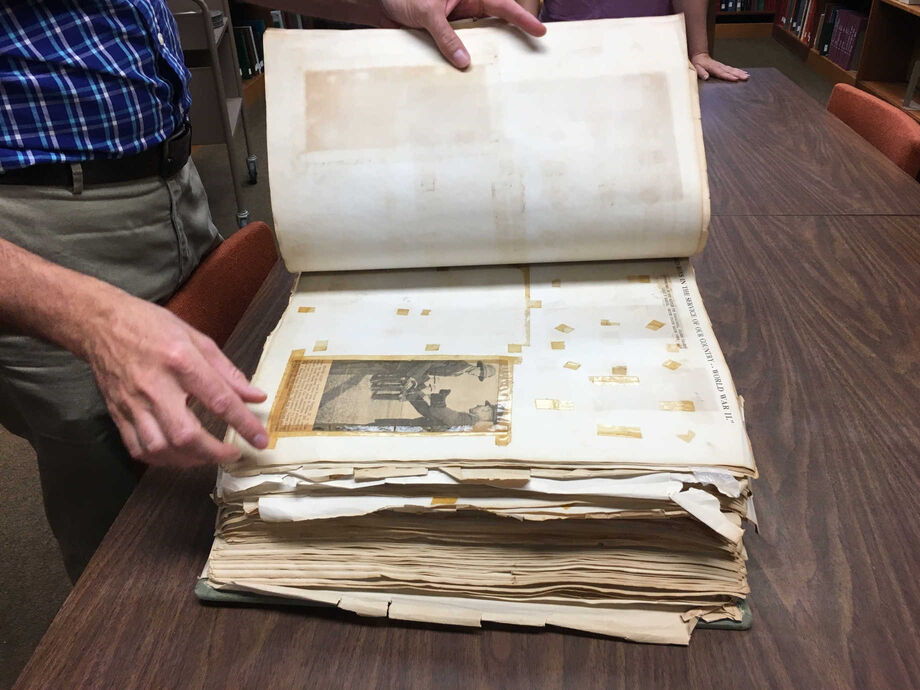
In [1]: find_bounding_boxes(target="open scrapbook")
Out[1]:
[199,14,758,645]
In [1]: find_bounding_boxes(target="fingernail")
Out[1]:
[253,433,269,449]
[453,48,470,68]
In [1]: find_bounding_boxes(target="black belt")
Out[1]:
[0,122,192,187]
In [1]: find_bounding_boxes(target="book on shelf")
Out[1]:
[803,0,818,45]
[198,16,760,645]
[236,19,267,72]
[817,4,842,55]
[232,27,253,79]
[828,9,868,70]
[239,24,261,73]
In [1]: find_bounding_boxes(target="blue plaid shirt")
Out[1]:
[0,0,191,172]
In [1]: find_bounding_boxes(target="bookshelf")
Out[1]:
[773,0,920,122]
[713,0,778,38]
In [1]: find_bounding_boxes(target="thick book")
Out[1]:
[201,16,758,646]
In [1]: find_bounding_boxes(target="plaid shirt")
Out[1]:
[0,0,191,172]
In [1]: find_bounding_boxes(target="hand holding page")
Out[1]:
[202,16,758,645]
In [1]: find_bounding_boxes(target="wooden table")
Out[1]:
[15,69,920,689]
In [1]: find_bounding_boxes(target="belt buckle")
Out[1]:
[159,121,192,178]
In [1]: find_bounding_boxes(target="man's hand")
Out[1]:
[380,0,546,69]
[84,296,268,466]
[691,53,749,82]
[0,237,268,468]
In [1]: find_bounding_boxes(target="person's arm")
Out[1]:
[0,237,268,466]
[672,0,749,82]
[245,0,546,69]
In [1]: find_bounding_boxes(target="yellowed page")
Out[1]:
[226,259,756,475]
[264,15,709,272]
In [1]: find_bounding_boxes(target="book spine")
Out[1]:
[842,17,867,70]
[827,11,848,65]
[814,12,826,52]
[848,22,868,71]
[819,7,836,55]
[803,0,815,44]
[233,29,252,79]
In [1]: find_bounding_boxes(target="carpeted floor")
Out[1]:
[0,36,832,688]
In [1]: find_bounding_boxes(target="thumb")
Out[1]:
[425,13,471,69]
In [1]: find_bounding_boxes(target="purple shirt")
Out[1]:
[539,0,674,21]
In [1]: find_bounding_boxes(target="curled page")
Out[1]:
[264,15,709,272]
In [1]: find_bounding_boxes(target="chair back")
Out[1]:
[166,221,278,347]
[827,83,920,178]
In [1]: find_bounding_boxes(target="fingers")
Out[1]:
[110,407,143,460]
[191,331,266,403]
[693,63,709,81]
[480,0,546,36]
[424,12,471,68]
[695,56,749,82]
[110,382,243,466]
[172,350,269,451]
[723,65,749,81]
[156,405,242,466]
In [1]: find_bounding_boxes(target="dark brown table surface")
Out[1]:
[15,69,920,689]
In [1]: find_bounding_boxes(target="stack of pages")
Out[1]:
[201,16,759,645]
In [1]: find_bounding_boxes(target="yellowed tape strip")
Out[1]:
[555,323,573,334]
[646,320,665,331]
[430,497,458,505]
[507,344,522,353]
[563,361,581,370]
[597,425,643,439]
[298,306,315,313]
[396,308,409,316]
[421,309,431,316]
[590,375,639,385]
[677,430,696,443]
[600,319,619,327]
[666,343,682,352]
[660,400,696,412]
[611,365,627,375]
[550,341,565,350]
[628,275,651,283]
[528,299,542,308]
[425,344,440,352]
[313,340,328,352]
[662,359,681,370]
[534,398,575,410]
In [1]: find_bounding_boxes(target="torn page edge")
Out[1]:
[210,580,696,645]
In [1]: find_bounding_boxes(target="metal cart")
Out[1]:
[168,0,258,227]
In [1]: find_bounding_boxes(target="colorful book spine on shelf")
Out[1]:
[803,0,818,45]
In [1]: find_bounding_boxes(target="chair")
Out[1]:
[166,221,278,347]
[827,84,920,178]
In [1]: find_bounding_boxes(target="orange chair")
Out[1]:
[166,221,278,347]
[827,83,920,178]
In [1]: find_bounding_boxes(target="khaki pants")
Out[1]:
[0,161,220,581]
